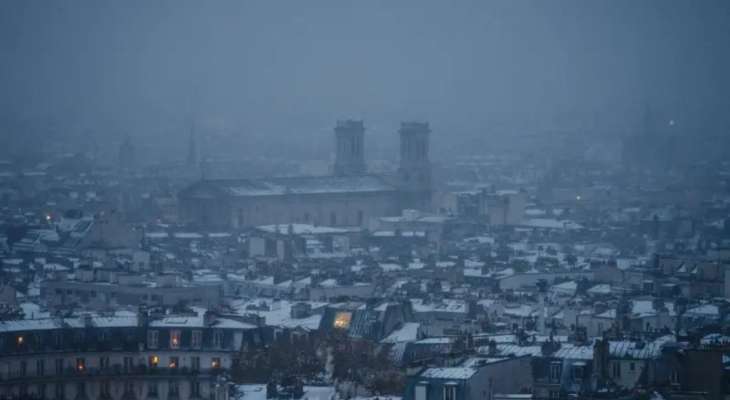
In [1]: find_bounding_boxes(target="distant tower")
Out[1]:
[333,120,367,176]
[118,136,135,171]
[398,121,432,210]
[186,122,198,167]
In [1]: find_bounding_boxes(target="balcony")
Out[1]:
[0,365,223,383]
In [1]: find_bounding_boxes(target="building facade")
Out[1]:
[179,121,433,229]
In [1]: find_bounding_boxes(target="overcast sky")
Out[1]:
[1,0,729,151]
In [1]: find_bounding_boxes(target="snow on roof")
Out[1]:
[553,344,593,360]
[208,175,395,197]
[523,219,582,230]
[609,336,674,359]
[232,385,267,400]
[411,298,467,314]
[686,304,719,317]
[382,322,420,344]
[550,281,577,294]
[489,344,542,357]
[257,224,348,235]
[301,386,336,400]
[421,367,477,380]
[587,284,611,295]
[232,299,324,330]
[502,304,536,318]
[380,263,403,272]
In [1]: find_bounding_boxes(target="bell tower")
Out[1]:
[333,119,367,176]
[398,121,432,210]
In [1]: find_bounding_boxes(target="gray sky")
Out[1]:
[1,0,729,155]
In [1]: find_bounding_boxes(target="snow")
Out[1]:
[382,322,420,344]
[421,367,477,380]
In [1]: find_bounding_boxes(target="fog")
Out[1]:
[1,0,729,161]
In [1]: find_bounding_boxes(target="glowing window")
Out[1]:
[170,330,181,349]
[333,312,352,329]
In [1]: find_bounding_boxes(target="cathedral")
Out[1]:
[178,120,433,229]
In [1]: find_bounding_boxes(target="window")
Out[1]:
[99,356,110,370]
[148,382,159,398]
[20,360,27,377]
[213,331,223,348]
[670,369,680,385]
[169,381,180,397]
[630,362,635,371]
[211,357,221,369]
[191,330,202,349]
[124,382,134,395]
[101,381,111,398]
[75,358,85,372]
[169,356,179,369]
[549,390,560,400]
[148,330,159,348]
[191,356,200,372]
[612,362,621,378]
[55,383,65,400]
[170,330,181,349]
[38,384,46,399]
[415,384,427,400]
[443,384,457,400]
[572,365,583,382]
[123,356,133,372]
[191,381,201,397]
[76,383,85,398]
[36,359,45,376]
[55,359,64,375]
[550,362,562,383]
[149,355,160,368]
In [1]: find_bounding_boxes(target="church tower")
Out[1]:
[333,120,367,176]
[398,121,432,210]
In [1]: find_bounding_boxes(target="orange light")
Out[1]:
[211,360,220,368]
[172,337,179,346]
[151,356,159,365]
[16,336,24,345]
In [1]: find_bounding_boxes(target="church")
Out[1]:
[178,120,433,229]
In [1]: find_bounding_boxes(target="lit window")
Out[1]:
[17,335,24,345]
[168,357,178,369]
[149,355,159,367]
[170,330,181,349]
[211,358,221,369]
[76,358,85,372]
[333,312,352,329]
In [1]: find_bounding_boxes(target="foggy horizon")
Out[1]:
[2,0,729,162]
